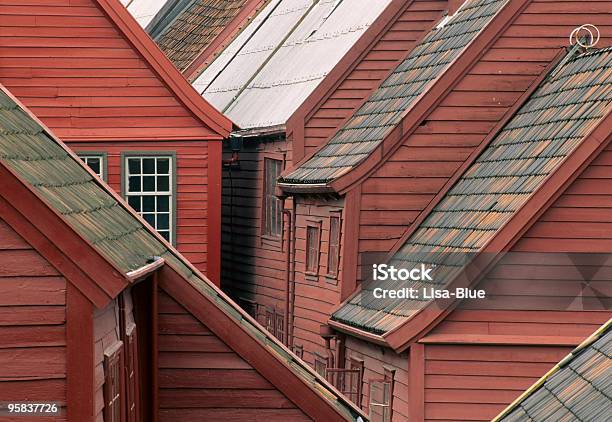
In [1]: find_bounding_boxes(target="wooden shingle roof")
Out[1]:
[281,0,508,185]
[494,318,612,421]
[332,47,612,336]
[150,0,267,72]
[0,85,367,422]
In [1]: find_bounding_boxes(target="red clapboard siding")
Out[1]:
[156,290,311,421]
[357,0,612,273]
[0,0,219,141]
[70,141,215,276]
[0,219,67,415]
[291,0,447,163]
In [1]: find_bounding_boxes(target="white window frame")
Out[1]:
[123,154,174,244]
[79,154,105,180]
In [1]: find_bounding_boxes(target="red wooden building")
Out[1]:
[182,0,453,351]
[146,0,270,76]
[0,85,368,422]
[277,0,612,416]
[0,0,232,283]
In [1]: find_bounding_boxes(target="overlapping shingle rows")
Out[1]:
[281,0,508,185]
[332,47,612,334]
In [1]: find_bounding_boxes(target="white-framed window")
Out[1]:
[79,154,105,180]
[124,155,173,243]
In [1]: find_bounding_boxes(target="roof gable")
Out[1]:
[0,0,231,141]
[149,0,268,74]
[494,318,612,421]
[0,83,364,421]
[331,47,612,339]
[193,0,392,130]
[281,0,509,185]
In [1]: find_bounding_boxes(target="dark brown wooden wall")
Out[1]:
[221,138,291,327]
[0,0,217,141]
[71,141,216,277]
[291,197,345,364]
[291,0,448,163]
[357,0,612,279]
[156,289,311,421]
[0,219,67,421]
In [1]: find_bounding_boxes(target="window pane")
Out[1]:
[142,158,155,174]
[157,214,169,230]
[143,213,155,227]
[157,176,169,192]
[157,196,169,212]
[142,196,155,212]
[160,231,170,241]
[142,176,155,192]
[157,158,170,174]
[128,196,141,212]
[128,158,141,174]
[88,158,101,175]
[129,176,141,192]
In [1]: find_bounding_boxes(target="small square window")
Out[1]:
[79,154,105,180]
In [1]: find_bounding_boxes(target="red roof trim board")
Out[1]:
[333,100,612,353]
[182,0,270,81]
[95,0,233,137]
[286,0,443,165]
[280,0,531,194]
[0,83,365,421]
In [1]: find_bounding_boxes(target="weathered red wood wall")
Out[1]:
[92,298,120,422]
[357,0,612,281]
[289,0,448,163]
[221,138,291,336]
[0,0,224,281]
[344,336,410,421]
[72,141,216,275]
[0,219,68,420]
[156,289,311,421]
[291,197,345,364]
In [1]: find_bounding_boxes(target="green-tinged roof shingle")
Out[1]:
[281,0,509,185]
[332,47,612,335]
[0,88,366,422]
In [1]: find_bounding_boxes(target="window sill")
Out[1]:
[304,272,319,282]
[324,274,338,285]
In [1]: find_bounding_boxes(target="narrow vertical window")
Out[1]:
[306,224,321,274]
[263,158,283,238]
[103,343,123,422]
[314,353,328,378]
[124,155,173,243]
[327,215,341,276]
[369,368,395,422]
[125,324,139,422]
[79,154,105,180]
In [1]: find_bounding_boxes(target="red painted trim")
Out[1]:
[183,0,270,80]
[418,334,586,346]
[328,0,532,194]
[207,140,222,285]
[286,0,432,164]
[408,343,425,422]
[67,282,95,422]
[94,0,233,136]
[61,135,223,143]
[340,185,361,301]
[386,48,567,259]
[0,165,121,308]
[384,111,612,352]
[159,263,367,421]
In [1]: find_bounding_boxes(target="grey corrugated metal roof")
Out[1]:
[193,0,392,129]
[332,47,612,335]
[495,318,612,421]
[123,0,169,27]
[0,85,367,422]
[281,0,508,185]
